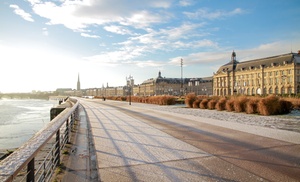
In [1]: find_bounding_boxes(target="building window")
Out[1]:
[275,71,278,76]
[269,72,272,76]
[252,88,255,95]
[288,87,292,94]
[281,87,285,94]
[275,87,279,94]
[269,87,273,94]
[288,69,291,74]
[288,76,292,83]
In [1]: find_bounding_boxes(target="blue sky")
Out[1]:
[1,0,300,93]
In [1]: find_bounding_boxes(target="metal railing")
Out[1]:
[0,98,79,182]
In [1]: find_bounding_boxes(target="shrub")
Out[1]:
[160,95,176,105]
[245,98,259,114]
[233,96,248,112]
[192,99,201,108]
[278,99,293,114]
[216,98,227,111]
[258,95,281,115]
[200,99,210,109]
[283,98,300,110]
[185,93,197,108]
[225,98,235,112]
[207,99,217,110]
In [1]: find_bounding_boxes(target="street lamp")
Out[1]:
[126,75,133,105]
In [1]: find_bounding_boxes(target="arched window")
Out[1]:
[269,87,273,94]
[247,88,250,95]
[275,87,279,94]
[252,88,255,95]
[281,87,285,94]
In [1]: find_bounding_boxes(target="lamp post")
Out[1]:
[126,75,133,105]
[180,58,183,96]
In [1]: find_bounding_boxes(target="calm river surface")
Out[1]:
[0,99,58,151]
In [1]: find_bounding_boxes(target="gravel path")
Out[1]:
[129,103,300,133]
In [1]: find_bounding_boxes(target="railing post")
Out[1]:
[27,158,35,182]
[66,118,69,143]
[55,130,60,166]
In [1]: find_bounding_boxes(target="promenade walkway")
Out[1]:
[64,98,300,182]
[80,99,213,182]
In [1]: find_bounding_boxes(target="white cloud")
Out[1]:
[9,4,34,22]
[81,33,100,38]
[179,0,194,7]
[124,60,165,68]
[28,0,171,32]
[103,25,133,35]
[183,8,244,20]
[169,41,299,68]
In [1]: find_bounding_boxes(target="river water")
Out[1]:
[0,99,58,151]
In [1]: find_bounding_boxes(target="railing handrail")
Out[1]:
[0,99,79,182]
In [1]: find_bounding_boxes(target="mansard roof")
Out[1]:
[141,72,212,85]
[217,52,299,74]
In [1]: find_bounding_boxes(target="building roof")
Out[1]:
[141,72,212,85]
[216,52,300,74]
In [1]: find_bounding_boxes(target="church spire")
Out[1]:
[77,73,81,90]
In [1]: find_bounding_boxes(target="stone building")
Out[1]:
[84,71,213,97]
[134,71,213,96]
[213,51,300,96]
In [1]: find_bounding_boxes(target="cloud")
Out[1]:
[168,41,299,68]
[124,60,165,68]
[103,25,133,35]
[81,33,100,38]
[10,4,34,22]
[183,8,244,20]
[83,46,146,66]
[85,21,217,67]
[179,0,194,7]
[28,0,171,32]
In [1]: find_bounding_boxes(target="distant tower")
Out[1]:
[77,73,81,90]
[231,50,236,62]
[158,71,162,78]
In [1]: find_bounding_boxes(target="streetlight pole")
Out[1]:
[181,58,183,96]
[126,75,133,105]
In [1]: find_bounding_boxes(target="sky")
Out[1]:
[1,0,300,93]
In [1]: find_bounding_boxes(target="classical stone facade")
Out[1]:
[134,71,213,96]
[83,71,213,97]
[213,51,300,96]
